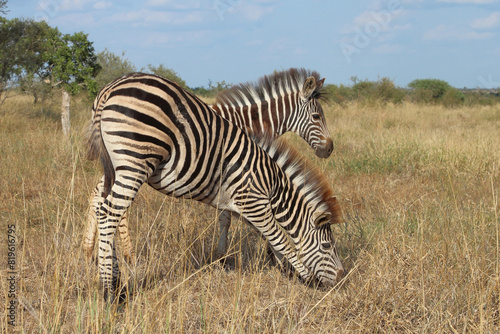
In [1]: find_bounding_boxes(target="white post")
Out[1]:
[61,90,71,136]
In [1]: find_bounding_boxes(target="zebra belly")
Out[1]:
[147,159,234,211]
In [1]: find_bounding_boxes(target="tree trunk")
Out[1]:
[61,90,71,136]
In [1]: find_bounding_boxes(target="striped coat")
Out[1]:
[84,68,335,261]
[86,73,343,301]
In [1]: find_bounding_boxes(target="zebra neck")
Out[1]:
[269,169,307,235]
[277,92,301,136]
[212,91,300,137]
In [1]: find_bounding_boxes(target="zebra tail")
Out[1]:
[86,109,115,199]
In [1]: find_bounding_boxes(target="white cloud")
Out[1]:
[246,40,264,46]
[234,2,275,21]
[93,1,112,10]
[59,0,94,11]
[424,24,494,41]
[147,0,202,10]
[49,12,97,27]
[470,12,500,29]
[373,43,404,54]
[437,0,497,3]
[341,6,405,35]
[144,30,211,47]
[108,9,204,26]
[293,47,309,55]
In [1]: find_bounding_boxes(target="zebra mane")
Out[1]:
[252,134,341,225]
[214,68,326,108]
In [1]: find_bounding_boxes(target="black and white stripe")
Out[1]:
[84,68,335,262]
[85,73,343,301]
[213,68,333,158]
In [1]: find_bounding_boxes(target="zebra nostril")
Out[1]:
[338,268,345,279]
[327,139,333,153]
[315,139,334,158]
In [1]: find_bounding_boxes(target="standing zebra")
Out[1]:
[83,68,334,261]
[86,73,343,301]
[212,68,333,158]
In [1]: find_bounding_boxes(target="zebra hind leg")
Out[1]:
[83,176,104,261]
[83,176,136,265]
[97,173,145,302]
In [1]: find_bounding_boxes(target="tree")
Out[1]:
[0,17,22,107]
[145,64,187,89]
[95,49,136,90]
[0,0,8,16]
[43,30,100,136]
[408,79,452,103]
[0,17,54,108]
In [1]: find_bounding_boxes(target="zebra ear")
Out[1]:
[316,78,325,90]
[313,211,332,227]
[301,76,317,100]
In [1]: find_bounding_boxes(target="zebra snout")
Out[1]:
[315,139,334,158]
[336,267,345,280]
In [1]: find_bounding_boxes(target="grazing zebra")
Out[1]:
[85,73,343,301]
[83,68,334,261]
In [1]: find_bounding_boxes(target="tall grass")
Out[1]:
[1,93,499,333]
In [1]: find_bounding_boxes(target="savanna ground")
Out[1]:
[0,92,499,333]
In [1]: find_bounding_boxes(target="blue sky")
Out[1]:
[5,0,500,88]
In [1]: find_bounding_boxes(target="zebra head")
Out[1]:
[291,198,344,287]
[307,208,344,286]
[296,204,344,287]
[298,76,333,159]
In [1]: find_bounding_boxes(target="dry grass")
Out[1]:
[0,93,499,333]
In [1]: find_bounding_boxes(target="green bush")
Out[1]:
[442,88,465,108]
[191,80,232,98]
[324,83,355,107]
[408,79,452,104]
[325,77,405,107]
[374,77,406,104]
[95,49,136,90]
[145,64,188,90]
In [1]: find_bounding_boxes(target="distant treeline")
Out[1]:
[324,77,500,108]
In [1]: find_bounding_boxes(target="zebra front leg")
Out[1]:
[97,174,145,302]
[238,201,313,283]
[217,210,231,258]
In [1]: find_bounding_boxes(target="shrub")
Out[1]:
[95,49,136,90]
[442,88,465,108]
[408,79,452,104]
[325,77,405,107]
[374,77,406,104]
[324,84,355,107]
[145,64,188,90]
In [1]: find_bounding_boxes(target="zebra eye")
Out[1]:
[312,113,321,120]
[321,242,332,250]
